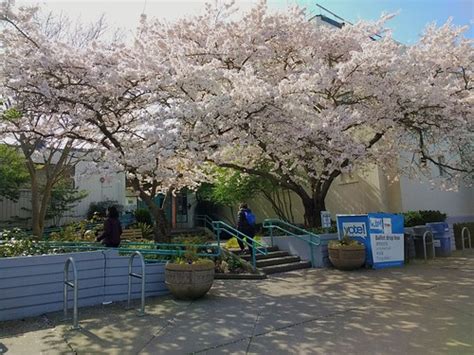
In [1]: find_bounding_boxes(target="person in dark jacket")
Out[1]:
[236,203,255,255]
[96,206,122,247]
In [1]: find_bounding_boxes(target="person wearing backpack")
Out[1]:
[236,203,256,256]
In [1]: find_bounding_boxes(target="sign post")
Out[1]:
[320,211,331,230]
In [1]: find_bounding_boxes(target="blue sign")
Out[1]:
[367,213,404,269]
[336,214,373,267]
[336,213,404,269]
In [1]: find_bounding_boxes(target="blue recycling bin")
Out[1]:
[426,222,451,257]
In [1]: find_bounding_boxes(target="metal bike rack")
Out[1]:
[64,257,80,330]
[461,227,472,250]
[422,231,436,261]
[127,251,146,316]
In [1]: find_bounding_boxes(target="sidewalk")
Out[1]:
[1,250,473,354]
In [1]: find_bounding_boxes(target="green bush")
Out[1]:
[136,222,153,240]
[453,222,474,250]
[0,238,49,258]
[309,225,338,234]
[0,228,31,240]
[402,210,447,227]
[134,208,153,226]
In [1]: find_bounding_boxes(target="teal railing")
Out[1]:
[195,215,216,234]
[38,240,221,261]
[212,220,267,269]
[262,219,321,267]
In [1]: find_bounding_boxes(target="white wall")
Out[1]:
[400,176,474,217]
[74,161,127,218]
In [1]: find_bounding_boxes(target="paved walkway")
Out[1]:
[1,250,473,354]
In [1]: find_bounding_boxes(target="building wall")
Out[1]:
[399,176,474,217]
[215,164,473,226]
[74,161,127,218]
[0,161,127,227]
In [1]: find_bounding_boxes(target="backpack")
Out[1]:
[244,210,256,226]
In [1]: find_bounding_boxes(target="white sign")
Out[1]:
[342,222,367,238]
[321,211,331,228]
[370,233,404,263]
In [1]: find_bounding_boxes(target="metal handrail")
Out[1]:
[212,220,267,269]
[40,241,221,259]
[263,219,321,267]
[128,251,146,316]
[422,231,436,261]
[195,214,215,232]
[64,257,80,330]
[461,227,472,250]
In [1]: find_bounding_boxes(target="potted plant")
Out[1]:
[165,246,215,300]
[328,236,366,270]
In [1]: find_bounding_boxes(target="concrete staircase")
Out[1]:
[239,246,311,275]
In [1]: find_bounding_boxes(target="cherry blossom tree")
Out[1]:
[0,1,201,241]
[138,1,473,226]
[2,0,472,232]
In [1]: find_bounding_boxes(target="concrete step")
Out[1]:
[228,245,279,254]
[256,255,301,268]
[241,251,290,261]
[262,245,279,253]
[261,261,312,275]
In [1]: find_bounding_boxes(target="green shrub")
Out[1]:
[0,237,49,258]
[0,228,31,240]
[134,208,153,226]
[453,222,474,250]
[402,210,447,227]
[329,235,365,249]
[136,222,153,240]
[309,225,338,234]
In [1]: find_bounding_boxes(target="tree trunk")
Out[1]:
[30,179,42,237]
[301,194,326,228]
[139,191,171,243]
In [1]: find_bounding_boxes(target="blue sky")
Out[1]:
[20,1,473,44]
[297,0,473,43]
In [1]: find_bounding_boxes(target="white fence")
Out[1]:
[0,190,82,229]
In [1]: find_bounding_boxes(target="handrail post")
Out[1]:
[127,251,146,316]
[270,223,274,247]
[251,247,257,270]
[309,235,315,267]
[64,257,79,330]
[461,227,471,249]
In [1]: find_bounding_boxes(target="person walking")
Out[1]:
[236,203,256,256]
[96,206,122,247]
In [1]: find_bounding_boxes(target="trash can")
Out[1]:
[426,222,451,257]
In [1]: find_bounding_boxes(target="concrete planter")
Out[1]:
[328,245,366,270]
[0,250,168,321]
[165,262,214,300]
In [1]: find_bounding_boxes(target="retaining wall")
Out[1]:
[263,233,339,268]
[0,250,168,321]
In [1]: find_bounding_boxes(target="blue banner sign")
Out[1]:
[336,213,404,269]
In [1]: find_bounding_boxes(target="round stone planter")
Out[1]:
[165,261,215,300]
[328,245,366,270]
